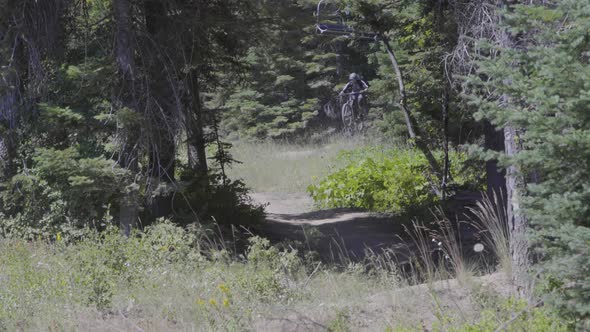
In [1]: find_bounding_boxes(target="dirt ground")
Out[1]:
[253,272,512,332]
[79,193,507,331]
[251,192,481,263]
[249,192,512,331]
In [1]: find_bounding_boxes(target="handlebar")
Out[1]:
[339,91,366,96]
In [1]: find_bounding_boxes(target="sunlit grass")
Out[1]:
[226,134,371,193]
[0,234,485,331]
[0,220,565,331]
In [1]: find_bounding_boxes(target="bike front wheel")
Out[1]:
[356,119,364,133]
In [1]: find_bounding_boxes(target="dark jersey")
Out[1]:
[341,79,369,94]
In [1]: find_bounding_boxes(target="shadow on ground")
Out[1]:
[261,209,410,261]
[253,192,483,264]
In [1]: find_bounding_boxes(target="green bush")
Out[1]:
[69,221,205,309]
[173,171,266,227]
[0,148,129,239]
[0,221,206,323]
[433,298,570,332]
[307,147,484,214]
[234,236,302,301]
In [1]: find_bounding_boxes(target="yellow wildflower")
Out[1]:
[209,298,217,306]
[223,298,230,307]
[218,284,230,295]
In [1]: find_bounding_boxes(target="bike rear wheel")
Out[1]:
[341,103,354,135]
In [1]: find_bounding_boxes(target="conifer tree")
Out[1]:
[466,1,590,326]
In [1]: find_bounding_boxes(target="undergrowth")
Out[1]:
[0,216,571,331]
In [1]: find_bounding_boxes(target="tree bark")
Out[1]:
[380,34,443,197]
[114,0,134,78]
[0,98,17,181]
[0,0,64,180]
[504,125,529,294]
[144,0,177,218]
[113,0,139,235]
[498,0,530,293]
[441,85,451,200]
[0,2,30,181]
[0,56,20,181]
[484,120,506,197]
[187,70,208,176]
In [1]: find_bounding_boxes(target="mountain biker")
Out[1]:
[339,73,369,117]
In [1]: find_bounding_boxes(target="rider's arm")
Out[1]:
[360,80,369,93]
[339,82,351,95]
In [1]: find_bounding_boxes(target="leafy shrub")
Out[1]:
[174,171,266,227]
[0,148,129,239]
[234,236,302,301]
[0,221,207,327]
[432,298,570,332]
[327,309,351,332]
[246,236,301,275]
[307,147,484,214]
[69,222,203,309]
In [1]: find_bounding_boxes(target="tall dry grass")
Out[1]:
[466,192,512,278]
[0,201,564,331]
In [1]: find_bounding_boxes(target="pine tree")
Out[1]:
[466,1,590,327]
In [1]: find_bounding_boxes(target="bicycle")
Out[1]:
[339,92,366,136]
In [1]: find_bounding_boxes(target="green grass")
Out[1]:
[226,134,370,193]
[0,222,570,331]
[0,136,570,331]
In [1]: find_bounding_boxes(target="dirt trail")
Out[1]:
[247,192,497,331]
[252,192,481,262]
[251,192,419,261]
[249,192,500,332]
[253,272,512,332]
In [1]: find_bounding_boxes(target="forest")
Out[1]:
[0,0,588,330]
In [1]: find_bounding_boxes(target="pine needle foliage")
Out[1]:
[465,1,590,328]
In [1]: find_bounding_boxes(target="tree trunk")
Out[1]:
[0,0,65,181]
[448,0,529,293]
[499,1,530,295]
[0,104,17,182]
[0,125,16,182]
[504,125,529,294]
[484,120,506,197]
[0,2,26,181]
[144,0,177,218]
[114,0,134,78]
[187,70,208,176]
[380,34,443,197]
[441,85,451,200]
[0,62,19,181]
[113,0,139,235]
[21,0,66,98]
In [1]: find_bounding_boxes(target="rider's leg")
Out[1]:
[357,95,367,118]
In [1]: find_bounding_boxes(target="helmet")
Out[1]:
[349,73,358,80]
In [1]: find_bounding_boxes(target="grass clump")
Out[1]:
[0,222,303,330]
[0,196,571,331]
[467,192,512,277]
[432,298,570,332]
